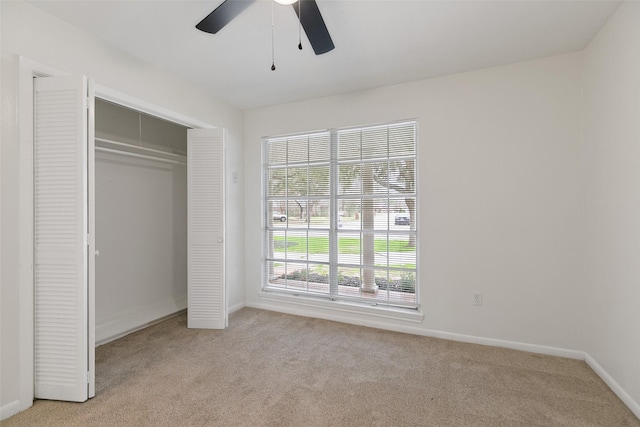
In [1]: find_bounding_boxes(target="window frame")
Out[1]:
[262,120,419,310]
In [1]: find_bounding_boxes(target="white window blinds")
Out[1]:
[264,121,418,309]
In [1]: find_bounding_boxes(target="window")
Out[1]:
[263,120,418,309]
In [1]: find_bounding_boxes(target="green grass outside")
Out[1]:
[273,235,415,255]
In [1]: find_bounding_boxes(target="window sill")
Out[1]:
[258,290,424,324]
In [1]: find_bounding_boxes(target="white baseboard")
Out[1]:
[228,301,246,314]
[247,300,583,359]
[96,298,242,345]
[0,400,21,421]
[417,329,585,360]
[585,354,640,419]
[96,296,187,345]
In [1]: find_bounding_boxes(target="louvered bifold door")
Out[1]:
[34,76,95,402]
[187,128,226,329]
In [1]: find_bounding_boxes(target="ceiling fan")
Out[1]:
[196,0,335,55]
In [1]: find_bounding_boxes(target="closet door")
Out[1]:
[187,128,226,329]
[34,76,95,401]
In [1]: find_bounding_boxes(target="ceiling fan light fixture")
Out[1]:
[196,0,334,55]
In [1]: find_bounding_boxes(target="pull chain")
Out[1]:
[271,0,276,70]
[298,0,302,50]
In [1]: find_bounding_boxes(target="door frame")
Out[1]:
[18,56,216,411]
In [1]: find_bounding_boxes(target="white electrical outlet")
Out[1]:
[473,292,483,306]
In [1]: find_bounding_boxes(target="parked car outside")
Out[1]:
[273,212,287,222]
[394,214,410,225]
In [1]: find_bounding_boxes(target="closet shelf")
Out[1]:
[95,137,187,165]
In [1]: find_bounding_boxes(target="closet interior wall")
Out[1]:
[94,99,188,344]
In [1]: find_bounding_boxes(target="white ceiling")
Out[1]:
[28,0,620,110]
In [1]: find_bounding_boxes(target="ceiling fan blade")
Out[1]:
[292,0,335,55]
[196,0,256,34]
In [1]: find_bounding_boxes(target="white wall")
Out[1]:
[244,53,584,352]
[0,0,245,416]
[582,1,640,413]
[95,152,187,344]
[0,0,4,415]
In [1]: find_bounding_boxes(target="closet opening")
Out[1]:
[94,98,190,345]
[25,65,223,405]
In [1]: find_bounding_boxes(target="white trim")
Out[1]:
[0,400,21,421]
[97,300,245,347]
[88,76,97,399]
[248,300,582,358]
[96,310,187,347]
[585,354,640,420]
[94,84,214,130]
[228,302,246,314]
[253,292,424,323]
[95,297,187,345]
[421,329,584,360]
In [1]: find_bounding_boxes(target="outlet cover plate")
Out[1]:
[473,292,483,306]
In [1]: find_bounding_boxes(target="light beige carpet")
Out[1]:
[5,308,639,426]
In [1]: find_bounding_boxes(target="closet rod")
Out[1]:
[95,137,186,160]
[96,146,187,165]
